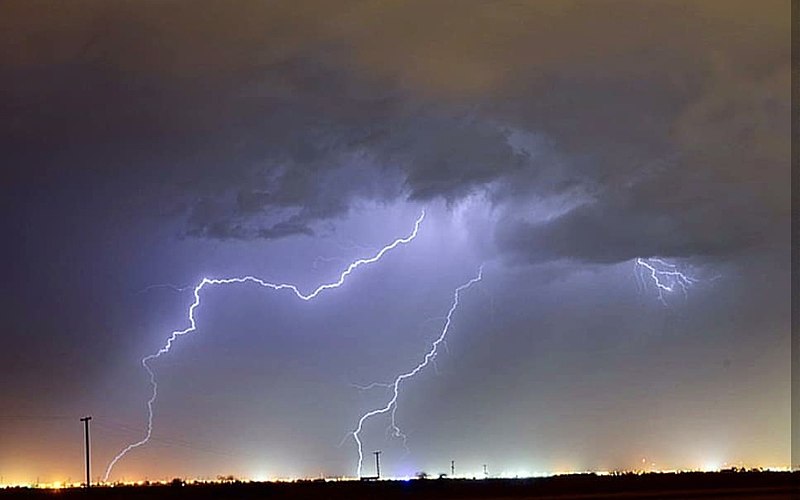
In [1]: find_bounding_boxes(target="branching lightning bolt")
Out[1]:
[103,211,426,482]
[634,257,699,305]
[350,266,483,477]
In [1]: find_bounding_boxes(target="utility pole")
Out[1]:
[450,460,455,478]
[80,417,92,488]
[483,464,488,478]
[373,451,382,479]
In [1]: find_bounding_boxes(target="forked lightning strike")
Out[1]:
[103,211,426,482]
[351,266,483,477]
[634,257,699,305]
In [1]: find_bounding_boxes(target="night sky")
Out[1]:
[0,0,791,484]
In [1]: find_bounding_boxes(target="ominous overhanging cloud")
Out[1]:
[1,0,788,265]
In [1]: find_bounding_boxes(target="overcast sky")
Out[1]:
[0,0,790,483]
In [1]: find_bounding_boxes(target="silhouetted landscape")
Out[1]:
[1,472,798,499]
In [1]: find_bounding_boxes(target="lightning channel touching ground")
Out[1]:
[351,266,483,477]
[634,257,699,305]
[103,211,426,482]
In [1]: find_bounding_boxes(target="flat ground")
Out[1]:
[1,471,797,499]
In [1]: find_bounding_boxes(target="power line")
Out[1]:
[93,420,255,459]
[0,415,74,420]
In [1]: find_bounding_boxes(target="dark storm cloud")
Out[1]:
[0,1,789,260]
[497,60,790,263]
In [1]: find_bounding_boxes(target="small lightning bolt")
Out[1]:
[351,266,483,477]
[103,211,426,482]
[634,257,699,305]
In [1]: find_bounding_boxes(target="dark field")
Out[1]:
[1,472,797,500]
